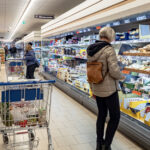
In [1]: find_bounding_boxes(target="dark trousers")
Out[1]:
[26,64,36,79]
[96,92,120,146]
[11,53,16,58]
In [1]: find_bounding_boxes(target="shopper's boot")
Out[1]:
[104,145,112,150]
[96,142,104,150]
[96,143,102,150]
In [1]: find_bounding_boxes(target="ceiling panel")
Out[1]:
[14,0,85,39]
[0,0,85,40]
[0,0,29,38]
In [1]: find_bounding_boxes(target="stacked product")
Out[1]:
[123,44,150,56]
[0,48,5,64]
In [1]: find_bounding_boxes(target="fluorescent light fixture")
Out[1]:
[8,0,36,41]
[0,39,13,42]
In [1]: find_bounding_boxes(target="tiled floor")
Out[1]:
[50,87,143,150]
[0,64,144,150]
[0,64,7,82]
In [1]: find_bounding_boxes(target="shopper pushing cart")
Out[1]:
[0,80,55,150]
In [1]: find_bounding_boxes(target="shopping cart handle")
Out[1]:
[7,58,25,61]
[0,80,55,86]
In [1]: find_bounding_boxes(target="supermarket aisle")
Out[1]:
[50,87,143,150]
[0,66,143,150]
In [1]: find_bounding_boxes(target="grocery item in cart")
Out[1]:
[0,103,14,127]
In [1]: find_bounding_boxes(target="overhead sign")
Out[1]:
[22,21,26,24]
[34,15,54,19]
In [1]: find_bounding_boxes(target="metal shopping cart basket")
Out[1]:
[0,80,55,150]
[6,59,25,80]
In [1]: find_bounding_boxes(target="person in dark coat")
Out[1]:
[4,45,8,61]
[25,42,37,79]
[10,44,17,58]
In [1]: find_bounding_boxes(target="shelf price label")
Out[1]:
[122,70,130,74]
[132,90,142,96]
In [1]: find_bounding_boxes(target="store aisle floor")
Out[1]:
[50,87,143,150]
[0,66,143,150]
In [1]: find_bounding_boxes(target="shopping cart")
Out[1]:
[0,80,55,150]
[6,59,25,80]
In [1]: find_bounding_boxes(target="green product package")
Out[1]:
[131,72,138,76]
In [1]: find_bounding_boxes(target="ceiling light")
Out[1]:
[0,39,13,42]
[8,0,36,41]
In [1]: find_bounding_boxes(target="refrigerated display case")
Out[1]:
[41,10,150,150]
[114,42,150,126]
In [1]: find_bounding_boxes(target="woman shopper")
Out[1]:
[4,45,8,61]
[87,27,125,150]
[25,42,37,79]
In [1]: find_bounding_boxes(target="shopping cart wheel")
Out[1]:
[28,129,35,141]
[49,145,54,150]
[3,134,9,144]
[30,132,35,141]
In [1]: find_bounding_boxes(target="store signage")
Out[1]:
[34,15,54,19]
[87,28,91,32]
[113,21,121,26]
[79,30,83,33]
[48,11,150,39]
[106,24,110,27]
[83,29,87,32]
[136,15,147,21]
[124,19,130,24]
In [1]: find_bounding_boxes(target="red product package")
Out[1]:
[145,107,150,113]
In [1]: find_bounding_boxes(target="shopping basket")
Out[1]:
[0,80,55,150]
